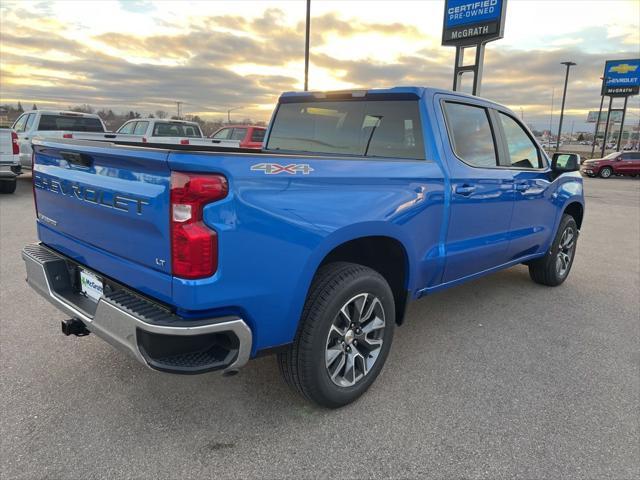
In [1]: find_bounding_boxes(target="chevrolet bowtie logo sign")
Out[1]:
[609,63,638,74]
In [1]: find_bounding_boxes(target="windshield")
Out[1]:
[266,100,425,160]
[603,152,620,160]
[152,122,202,137]
[38,115,104,132]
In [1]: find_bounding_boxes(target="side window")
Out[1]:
[443,102,497,168]
[230,128,247,141]
[499,113,542,169]
[133,121,148,135]
[212,128,231,139]
[12,114,28,132]
[251,128,266,142]
[118,122,136,134]
[25,113,36,131]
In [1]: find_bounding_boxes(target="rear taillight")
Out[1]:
[170,172,228,279]
[180,139,189,145]
[62,133,73,139]
[11,131,19,154]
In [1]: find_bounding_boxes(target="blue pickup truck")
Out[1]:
[23,87,584,407]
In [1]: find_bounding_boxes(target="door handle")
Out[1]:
[454,184,476,195]
[514,182,528,192]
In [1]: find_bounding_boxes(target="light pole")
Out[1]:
[549,88,555,141]
[556,61,576,151]
[304,0,311,91]
[227,107,240,124]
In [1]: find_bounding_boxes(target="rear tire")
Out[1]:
[599,167,612,178]
[278,262,395,408]
[0,179,17,194]
[528,214,578,286]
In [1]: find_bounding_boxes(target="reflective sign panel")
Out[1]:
[601,59,640,96]
[442,0,507,46]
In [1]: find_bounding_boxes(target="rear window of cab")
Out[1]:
[266,100,425,160]
[152,123,201,137]
[38,115,104,132]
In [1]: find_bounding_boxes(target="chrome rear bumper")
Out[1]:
[22,243,252,374]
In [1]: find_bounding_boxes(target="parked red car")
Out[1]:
[210,125,266,149]
[580,151,640,178]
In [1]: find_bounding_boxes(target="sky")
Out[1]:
[1,0,639,132]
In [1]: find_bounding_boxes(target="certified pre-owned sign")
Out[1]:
[442,0,507,46]
[601,59,640,96]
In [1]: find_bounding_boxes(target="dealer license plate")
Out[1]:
[80,269,103,302]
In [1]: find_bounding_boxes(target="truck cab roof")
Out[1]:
[279,86,508,109]
[24,110,102,118]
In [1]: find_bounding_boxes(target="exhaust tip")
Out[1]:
[61,318,90,337]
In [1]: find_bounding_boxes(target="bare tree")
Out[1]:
[155,110,168,119]
[69,104,95,114]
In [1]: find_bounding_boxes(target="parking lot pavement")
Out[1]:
[1,173,638,480]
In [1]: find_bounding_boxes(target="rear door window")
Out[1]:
[443,102,497,168]
[498,113,543,169]
[267,100,425,160]
[38,115,104,132]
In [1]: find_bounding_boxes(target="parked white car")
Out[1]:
[12,110,106,169]
[0,127,22,193]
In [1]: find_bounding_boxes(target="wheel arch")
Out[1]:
[563,201,584,229]
[316,235,411,326]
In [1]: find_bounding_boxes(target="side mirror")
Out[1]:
[551,153,580,174]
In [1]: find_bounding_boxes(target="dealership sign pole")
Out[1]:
[590,92,605,158]
[598,58,639,156]
[442,0,508,96]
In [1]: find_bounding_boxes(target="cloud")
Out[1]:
[1,6,638,129]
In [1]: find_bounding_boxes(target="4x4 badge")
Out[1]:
[251,163,314,175]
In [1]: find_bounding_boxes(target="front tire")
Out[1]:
[528,214,578,286]
[278,262,395,408]
[599,167,613,178]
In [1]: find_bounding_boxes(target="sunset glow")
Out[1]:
[1,0,638,129]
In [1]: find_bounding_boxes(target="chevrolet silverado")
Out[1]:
[22,87,584,407]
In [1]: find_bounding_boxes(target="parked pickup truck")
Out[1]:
[12,110,107,169]
[75,118,242,149]
[23,87,584,407]
[0,127,22,193]
[13,112,241,170]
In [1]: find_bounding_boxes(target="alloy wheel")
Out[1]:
[556,226,576,278]
[325,293,386,387]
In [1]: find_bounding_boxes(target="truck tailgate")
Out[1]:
[32,140,172,278]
